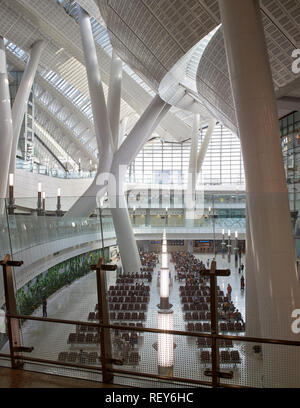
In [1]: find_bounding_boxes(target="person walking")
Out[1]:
[227,283,232,301]
[223,299,230,320]
[239,248,242,263]
[42,298,47,317]
[240,275,245,291]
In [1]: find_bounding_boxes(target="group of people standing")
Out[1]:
[223,299,244,324]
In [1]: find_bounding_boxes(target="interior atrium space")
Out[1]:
[0,0,300,391]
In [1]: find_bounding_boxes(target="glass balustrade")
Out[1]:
[0,194,247,256]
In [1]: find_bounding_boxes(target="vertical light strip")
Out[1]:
[158,312,174,367]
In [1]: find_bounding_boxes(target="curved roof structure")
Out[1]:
[0,0,299,168]
[0,0,195,172]
[100,0,300,133]
[196,5,300,134]
[98,0,220,90]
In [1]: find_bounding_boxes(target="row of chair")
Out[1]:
[58,351,99,364]
[113,322,144,328]
[185,311,226,321]
[123,351,140,365]
[124,270,154,276]
[181,296,224,306]
[200,350,241,365]
[109,284,150,290]
[177,274,209,282]
[120,332,138,342]
[186,322,211,332]
[110,312,146,321]
[180,290,210,297]
[186,322,245,332]
[220,322,245,332]
[179,284,212,291]
[185,311,217,320]
[107,296,149,303]
[180,289,224,297]
[68,332,100,344]
[115,278,134,284]
[89,311,147,321]
[108,290,149,296]
[182,302,222,311]
[196,337,233,348]
[117,273,151,280]
[88,312,100,321]
[78,322,144,333]
[109,303,147,311]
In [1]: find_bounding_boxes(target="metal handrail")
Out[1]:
[7,313,300,347]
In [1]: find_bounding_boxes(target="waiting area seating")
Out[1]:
[186,321,245,332]
[67,332,100,344]
[196,337,233,348]
[200,350,241,365]
[139,251,158,269]
[58,351,100,364]
[109,312,146,321]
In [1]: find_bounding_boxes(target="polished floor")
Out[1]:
[0,366,123,388]
[0,251,264,388]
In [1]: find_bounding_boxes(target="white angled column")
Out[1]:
[107,50,122,152]
[118,116,128,149]
[108,95,169,274]
[9,40,44,175]
[185,114,199,226]
[187,114,200,199]
[196,118,216,179]
[66,8,114,217]
[219,0,300,386]
[0,37,13,203]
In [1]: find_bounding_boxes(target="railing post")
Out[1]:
[201,260,231,386]
[92,258,114,383]
[209,261,219,388]
[0,255,23,368]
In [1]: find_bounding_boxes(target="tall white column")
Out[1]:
[245,208,261,338]
[0,37,13,202]
[187,114,199,203]
[219,0,300,387]
[108,95,168,273]
[185,114,199,226]
[9,40,44,175]
[66,8,114,218]
[107,50,122,152]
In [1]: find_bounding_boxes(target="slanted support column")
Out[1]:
[0,37,13,202]
[185,117,215,226]
[67,8,114,217]
[219,0,300,386]
[185,114,200,226]
[196,118,216,178]
[107,51,122,152]
[9,40,44,175]
[118,116,128,149]
[108,95,169,274]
